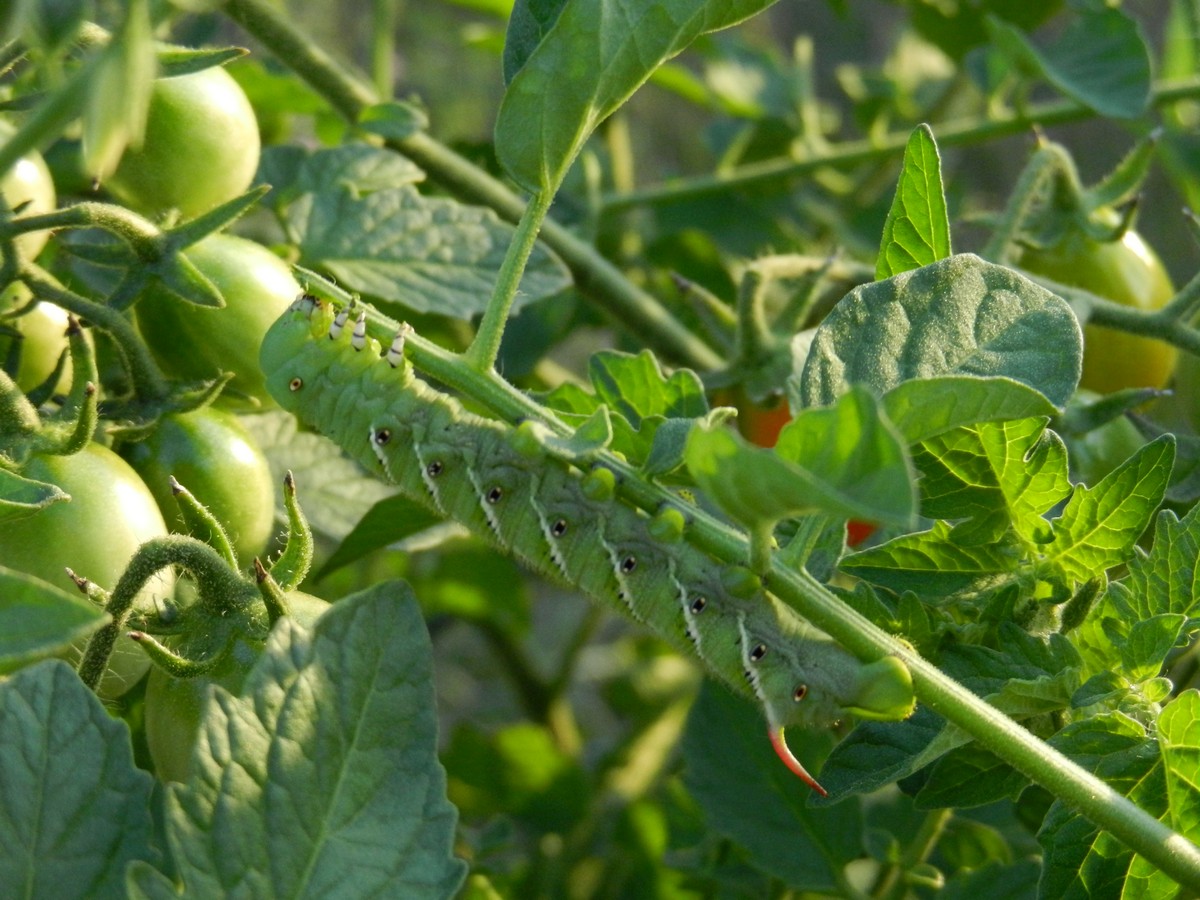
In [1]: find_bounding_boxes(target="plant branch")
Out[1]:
[601,78,1200,213]
[221,0,723,370]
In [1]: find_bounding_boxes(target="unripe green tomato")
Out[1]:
[1016,227,1176,394]
[0,444,175,698]
[0,294,75,394]
[135,233,301,409]
[122,407,276,562]
[103,66,260,219]
[144,590,328,782]
[0,119,57,259]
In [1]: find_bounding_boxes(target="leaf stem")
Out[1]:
[221,0,723,370]
[463,188,554,372]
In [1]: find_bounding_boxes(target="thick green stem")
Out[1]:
[602,78,1200,212]
[464,188,554,372]
[221,0,723,370]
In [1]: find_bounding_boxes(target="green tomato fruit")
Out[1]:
[1017,226,1176,394]
[0,119,57,259]
[0,296,75,394]
[0,444,175,698]
[103,66,260,219]
[135,233,301,409]
[122,407,276,563]
[144,590,328,782]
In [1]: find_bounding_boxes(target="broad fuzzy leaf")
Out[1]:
[0,661,156,898]
[128,582,466,898]
[801,254,1082,410]
[0,566,109,673]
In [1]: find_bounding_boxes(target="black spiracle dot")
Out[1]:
[689,596,707,614]
[486,486,503,504]
[373,428,392,445]
[288,377,303,392]
[427,460,444,477]
[793,684,808,702]
[750,643,767,662]
[621,556,637,573]
[552,519,568,536]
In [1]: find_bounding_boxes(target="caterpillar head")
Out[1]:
[261,295,335,411]
[738,608,914,795]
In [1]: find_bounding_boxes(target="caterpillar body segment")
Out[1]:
[261,297,916,791]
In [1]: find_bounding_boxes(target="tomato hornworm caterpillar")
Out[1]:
[260,296,914,794]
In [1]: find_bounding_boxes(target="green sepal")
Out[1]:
[254,557,292,625]
[171,476,238,570]
[129,629,227,678]
[266,471,313,591]
[0,467,68,523]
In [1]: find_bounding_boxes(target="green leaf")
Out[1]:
[261,143,425,204]
[130,582,467,898]
[0,467,68,523]
[314,493,443,581]
[876,124,951,280]
[916,418,1072,544]
[686,386,915,531]
[357,99,429,140]
[495,0,778,192]
[1115,500,1200,621]
[988,8,1151,119]
[1119,614,1186,683]
[291,185,571,318]
[1039,714,1167,898]
[817,706,946,800]
[880,376,1057,445]
[1047,436,1174,583]
[1158,691,1200,849]
[502,0,568,84]
[800,255,1082,410]
[588,349,709,426]
[682,682,861,890]
[835,520,1022,600]
[0,661,156,898]
[241,410,395,542]
[915,745,1029,810]
[0,566,109,673]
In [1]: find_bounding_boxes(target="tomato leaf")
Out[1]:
[682,682,859,891]
[0,661,156,898]
[0,566,109,673]
[686,386,915,531]
[879,375,1058,445]
[495,0,779,192]
[987,8,1151,119]
[290,185,571,318]
[876,124,951,280]
[128,581,467,898]
[1046,436,1174,583]
[800,255,1082,410]
[315,493,443,581]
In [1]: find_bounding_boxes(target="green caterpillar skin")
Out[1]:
[261,298,913,790]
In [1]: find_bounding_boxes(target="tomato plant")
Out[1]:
[143,591,327,782]
[102,66,260,219]
[134,233,302,409]
[4,4,1200,898]
[1017,225,1176,394]
[0,443,174,698]
[122,407,276,563]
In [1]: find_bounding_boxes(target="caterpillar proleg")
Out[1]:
[261,296,914,794]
